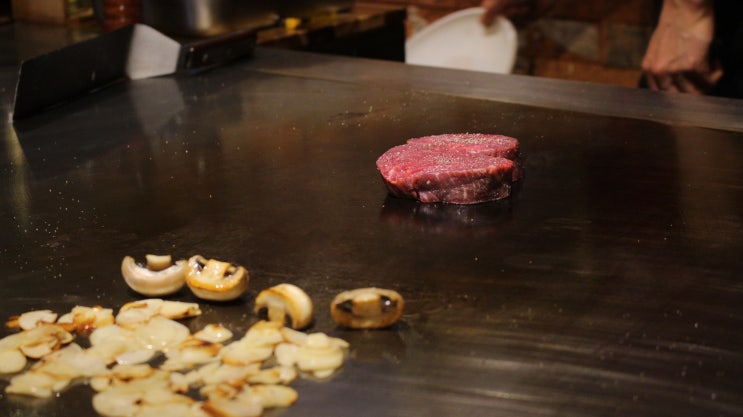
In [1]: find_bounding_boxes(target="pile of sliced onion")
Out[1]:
[1,299,349,417]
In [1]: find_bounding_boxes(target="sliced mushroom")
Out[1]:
[185,256,249,301]
[330,287,405,329]
[254,284,313,330]
[121,255,188,297]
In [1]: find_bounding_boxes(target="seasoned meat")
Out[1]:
[376,133,521,205]
[407,133,519,160]
[407,133,521,181]
[376,143,515,204]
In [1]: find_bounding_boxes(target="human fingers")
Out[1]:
[671,73,704,94]
[644,72,660,91]
[674,66,725,94]
[480,0,505,26]
[645,72,680,93]
[660,75,680,93]
[481,0,536,26]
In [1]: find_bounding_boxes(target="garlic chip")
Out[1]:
[1,298,350,416]
[0,348,27,373]
[6,310,58,331]
[194,324,233,344]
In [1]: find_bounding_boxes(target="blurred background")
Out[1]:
[1,0,655,87]
[386,0,654,88]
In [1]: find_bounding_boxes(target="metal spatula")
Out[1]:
[12,24,259,120]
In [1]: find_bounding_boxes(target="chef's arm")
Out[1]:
[641,0,722,94]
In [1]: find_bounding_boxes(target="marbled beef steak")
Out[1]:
[407,133,521,181]
[407,133,519,159]
[376,134,521,205]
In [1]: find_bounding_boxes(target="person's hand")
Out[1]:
[480,0,555,27]
[642,0,723,94]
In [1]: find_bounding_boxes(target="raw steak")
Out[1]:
[407,133,521,181]
[376,134,519,204]
[407,133,519,160]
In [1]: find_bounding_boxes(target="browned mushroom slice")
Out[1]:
[330,288,405,329]
[185,256,249,301]
[254,284,313,330]
[121,255,187,297]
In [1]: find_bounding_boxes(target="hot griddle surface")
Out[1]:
[1,64,742,417]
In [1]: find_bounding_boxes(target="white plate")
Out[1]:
[405,7,517,74]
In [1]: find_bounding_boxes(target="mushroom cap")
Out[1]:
[330,287,404,329]
[254,284,314,330]
[121,255,187,297]
[185,255,249,301]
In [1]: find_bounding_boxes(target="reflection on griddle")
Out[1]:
[13,113,133,179]
[13,78,186,179]
[380,195,514,236]
[340,322,407,364]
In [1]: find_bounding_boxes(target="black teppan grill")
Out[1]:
[1,40,743,417]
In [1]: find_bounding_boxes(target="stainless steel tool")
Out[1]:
[12,23,264,120]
